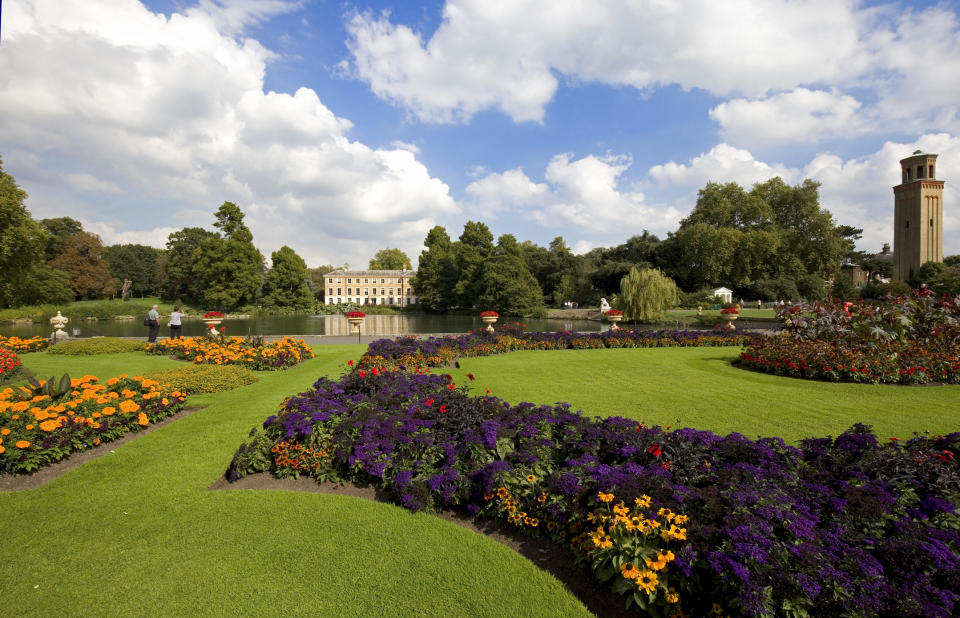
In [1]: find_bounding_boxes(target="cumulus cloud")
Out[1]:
[648,144,798,190]
[345,0,865,124]
[466,153,683,238]
[345,1,960,147]
[710,89,864,145]
[0,0,457,268]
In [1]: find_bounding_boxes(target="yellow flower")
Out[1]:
[597,491,614,503]
[645,556,667,571]
[635,569,658,593]
[665,590,680,604]
[526,474,536,483]
[620,562,642,580]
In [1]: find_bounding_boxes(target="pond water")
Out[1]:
[1,313,608,339]
[2,312,775,340]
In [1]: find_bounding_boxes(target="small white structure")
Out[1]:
[712,287,734,304]
[49,310,70,342]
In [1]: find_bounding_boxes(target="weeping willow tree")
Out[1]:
[618,267,679,322]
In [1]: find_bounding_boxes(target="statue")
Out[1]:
[599,298,611,313]
[49,310,70,342]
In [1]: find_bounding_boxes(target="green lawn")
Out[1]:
[1,347,588,617]
[448,347,960,443]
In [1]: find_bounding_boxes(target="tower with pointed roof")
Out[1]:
[893,150,944,281]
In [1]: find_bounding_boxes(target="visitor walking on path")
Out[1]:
[168,306,184,339]
[146,305,160,343]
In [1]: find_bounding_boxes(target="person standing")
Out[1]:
[147,304,160,343]
[168,306,184,339]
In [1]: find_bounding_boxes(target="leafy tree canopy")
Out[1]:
[0,155,49,306]
[104,244,161,298]
[263,246,314,309]
[49,231,114,300]
[369,247,412,270]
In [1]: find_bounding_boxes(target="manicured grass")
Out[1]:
[449,347,960,443]
[1,346,588,617]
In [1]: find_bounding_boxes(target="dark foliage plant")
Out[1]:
[228,363,960,617]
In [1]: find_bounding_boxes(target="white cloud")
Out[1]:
[710,89,864,145]
[466,153,683,238]
[82,221,180,248]
[0,0,457,268]
[345,0,866,124]
[648,144,798,189]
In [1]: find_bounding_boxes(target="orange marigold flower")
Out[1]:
[119,400,140,414]
[107,378,119,386]
[0,445,4,454]
[0,428,9,436]
[25,424,34,430]
[15,440,30,449]
[137,412,149,426]
[102,407,116,416]
[39,420,60,432]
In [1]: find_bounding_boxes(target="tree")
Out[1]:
[49,231,115,300]
[369,248,412,270]
[475,234,545,316]
[14,265,74,305]
[161,227,218,303]
[618,267,678,322]
[104,244,161,298]
[412,226,459,311]
[262,246,314,309]
[307,265,335,303]
[0,156,49,307]
[453,221,494,308]
[40,217,84,261]
[193,202,264,309]
[829,276,859,301]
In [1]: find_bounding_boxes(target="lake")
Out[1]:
[1,313,608,339]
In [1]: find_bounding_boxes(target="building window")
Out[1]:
[364,278,368,283]
[389,288,394,295]
[906,168,912,181]
[406,288,411,296]
[905,221,909,228]
[328,278,333,284]
[347,288,352,295]
[364,288,369,295]
[389,297,394,305]
[337,288,341,295]
[328,288,333,296]
[337,279,342,284]
[381,288,385,295]
[381,278,385,283]
[917,165,924,179]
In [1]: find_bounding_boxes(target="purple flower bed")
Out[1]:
[227,368,960,617]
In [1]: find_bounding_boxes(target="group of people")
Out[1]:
[145,305,185,343]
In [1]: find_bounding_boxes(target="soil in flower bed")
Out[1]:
[209,472,635,618]
[0,405,205,491]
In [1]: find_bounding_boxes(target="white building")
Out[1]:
[325,268,417,306]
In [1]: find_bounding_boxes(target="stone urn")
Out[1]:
[346,311,366,342]
[721,311,739,331]
[480,311,499,332]
[49,310,69,341]
[604,311,623,331]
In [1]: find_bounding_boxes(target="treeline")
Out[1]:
[413,177,875,313]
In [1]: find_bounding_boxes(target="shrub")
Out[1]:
[228,368,960,617]
[0,374,188,473]
[143,365,259,394]
[47,337,148,355]
[0,335,50,353]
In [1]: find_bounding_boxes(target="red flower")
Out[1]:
[447,383,456,390]
[648,444,662,457]
[345,310,366,318]
[467,373,475,381]
[479,310,499,317]
[424,398,434,407]
[347,360,354,366]
[889,437,899,442]
[357,370,367,378]
[439,405,447,414]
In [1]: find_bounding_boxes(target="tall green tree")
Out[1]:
[307,264,336,303]
[49,231,115,300]
[412,226,459,311]
[369,248,412,270]
[618,267,678,322]
[104,244,161,297]
[193,202,264,309]
[160,227,218,303]
[453,221,494,308]
[0,156,49,307]
[476,234,544,316]
[40,217,84,261]
[262,246,314,309]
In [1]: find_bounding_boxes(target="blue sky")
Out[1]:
[2,0,959,268]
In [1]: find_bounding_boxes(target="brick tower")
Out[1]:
[893,151,944,281]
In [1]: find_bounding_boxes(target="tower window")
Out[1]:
[917,165,924,179]
[905,220,910,228]
[931,219,934,227]
[906,168,912,181]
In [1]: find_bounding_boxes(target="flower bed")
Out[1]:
[358,329,753,372]
[227,368,960,617]
[0,374,188,473]
[145,336,314,370]
[203,311,225,319]
[0,335,50,353]
[0,348,23,383]
[345,311,366,319]
[739,290,960,384]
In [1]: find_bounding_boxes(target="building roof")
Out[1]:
[326,269,416,277]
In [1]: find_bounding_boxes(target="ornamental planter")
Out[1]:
[346,312,366,343]
[604,311,623,331]
[479,311,499,332]
[203,318,223,328]
[722,313,738,331]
